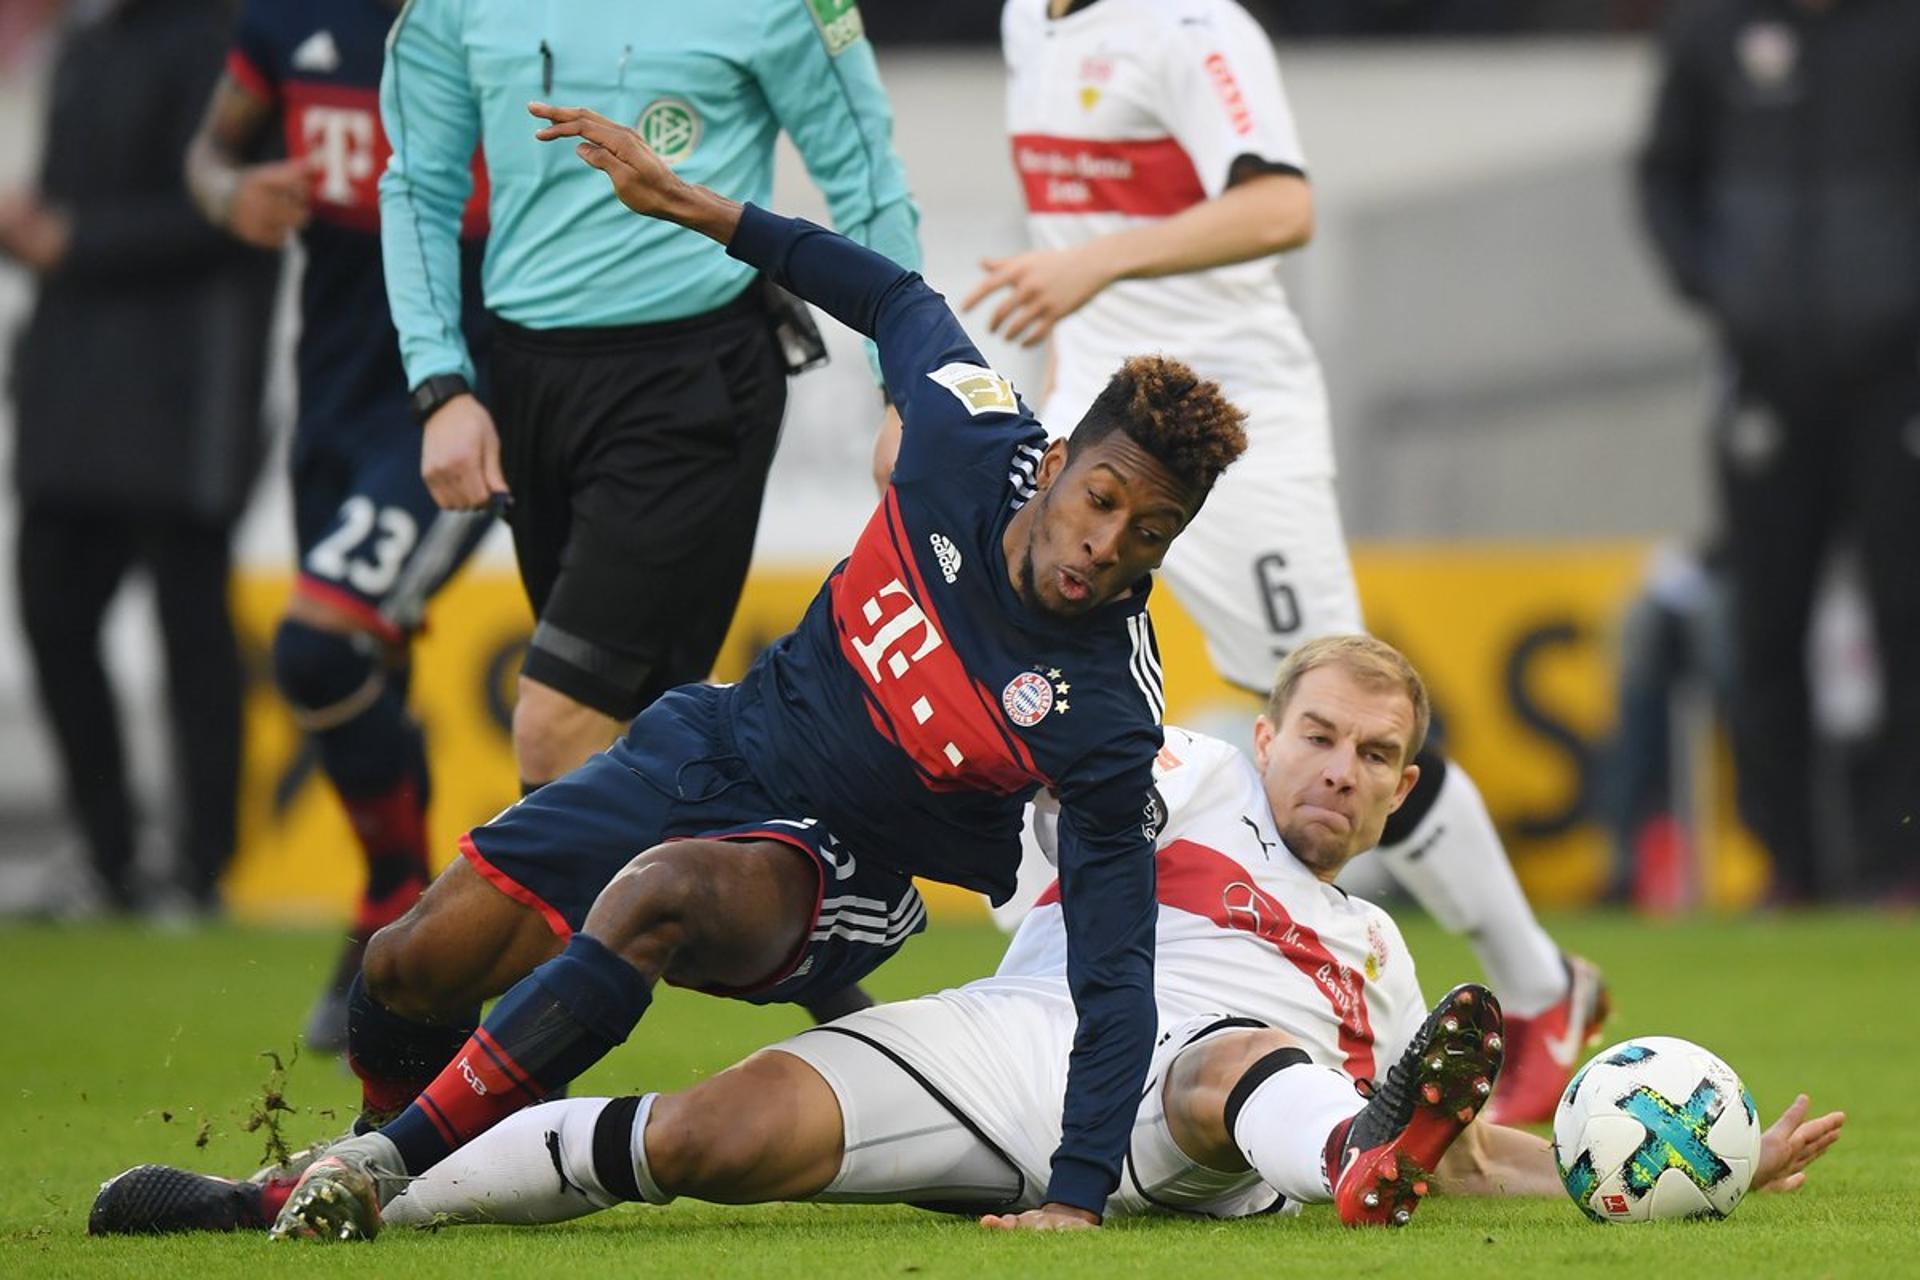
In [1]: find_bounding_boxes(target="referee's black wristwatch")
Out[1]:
[409,373,472,426]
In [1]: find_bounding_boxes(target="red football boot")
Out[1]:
[1327,983,1505,1227]
[1483,955,1609,1126]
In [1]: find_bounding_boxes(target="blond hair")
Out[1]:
[1265,635,1429,765]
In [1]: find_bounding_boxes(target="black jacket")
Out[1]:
[1637,0,1920,375]
[9,0,279,521]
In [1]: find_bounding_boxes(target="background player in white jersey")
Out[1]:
[955,0,1606,1124]
[91,637,1842,1236]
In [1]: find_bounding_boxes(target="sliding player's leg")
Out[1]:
[1162,986,1504,1227]
[349,856,566,1121]
[384,1050,863,1227]
[274,709,926,1241]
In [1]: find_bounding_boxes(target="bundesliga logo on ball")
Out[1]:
[1552,1036,1761,1223]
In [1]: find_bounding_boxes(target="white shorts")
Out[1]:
[773,978,1288,1220]
[1160,455,1365,695]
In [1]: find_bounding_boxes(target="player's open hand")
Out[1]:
[228,158,312,250]
[421,394,507,512]
[979,1203,1100,1232]
[1754,1093,1844,1192]
[962,246,1112,348]
[530,102,682,218]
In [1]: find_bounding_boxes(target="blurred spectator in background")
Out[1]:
[1,0,279,914]
[1637,0,1920,903]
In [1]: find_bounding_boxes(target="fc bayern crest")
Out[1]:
[1002,671,1055,726]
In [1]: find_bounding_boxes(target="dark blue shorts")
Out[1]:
[460,683,927,1006]
[291,414,493,643]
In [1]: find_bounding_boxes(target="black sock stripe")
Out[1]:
[593,1095,646,1203]
[1222,1047,1313,1137]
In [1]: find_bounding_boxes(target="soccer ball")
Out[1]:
[1551,1036,1760,1223]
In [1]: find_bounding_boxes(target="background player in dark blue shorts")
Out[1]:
[185,0,494,1052]
[270,100,1249,1240]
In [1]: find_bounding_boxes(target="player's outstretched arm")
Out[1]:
[1433,1119,1561,1197]
[1435,1094,1844,1198]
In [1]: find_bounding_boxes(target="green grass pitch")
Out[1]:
[0,910,1908,1278]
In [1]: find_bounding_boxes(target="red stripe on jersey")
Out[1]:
[1034,838,1378,1079]
[880,495,1043,778]
[1011,134,1206,218]
[281,79,489,236]
[830,491,1044,794]
[226,48,275,103]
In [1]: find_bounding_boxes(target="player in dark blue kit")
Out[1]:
[268,99,1249,1240]
[183,0,493,1052]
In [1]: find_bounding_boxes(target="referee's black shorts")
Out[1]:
[491,282,788,721]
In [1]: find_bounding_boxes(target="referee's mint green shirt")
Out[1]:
[379,0,921,388]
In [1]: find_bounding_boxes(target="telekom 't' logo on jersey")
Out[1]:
[850,580,943,682]
[832,493,1046,793]
[301,106,376,205]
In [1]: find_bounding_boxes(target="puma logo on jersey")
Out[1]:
[927,362,1016,416]
[929,533,962,583]
[291,30,340,73]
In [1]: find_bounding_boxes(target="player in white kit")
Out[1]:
[92,638,1842,1236]
[961,0,1606,1124]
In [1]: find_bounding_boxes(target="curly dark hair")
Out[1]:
[1066,355,1249,507]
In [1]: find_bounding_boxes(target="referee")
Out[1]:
[379,5,916,796]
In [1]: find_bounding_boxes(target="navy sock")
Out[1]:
[345,971,476,1120]
[382,934,652,1175]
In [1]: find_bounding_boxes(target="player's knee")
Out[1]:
[512,679,617,784]
[582,846,703,977]
[361,900,476,1019]
[360,917,427,1013]
[643,1080,784,1197]
[272,616,383,725]
[1180,1029,1305,1110]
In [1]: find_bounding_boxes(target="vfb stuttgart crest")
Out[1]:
[1001,667,1071,727]
[638,98,700,166]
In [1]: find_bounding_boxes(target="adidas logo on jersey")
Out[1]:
[930,533,962,583]
[291,30,341,73]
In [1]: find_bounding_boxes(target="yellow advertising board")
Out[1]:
[223,543,1766,923]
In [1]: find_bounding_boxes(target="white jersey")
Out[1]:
[999,727,1427,1080]
[777,729,1427,1218]
[1003,0,1332,475]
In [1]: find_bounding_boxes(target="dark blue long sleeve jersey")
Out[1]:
[725,204,1164,1214]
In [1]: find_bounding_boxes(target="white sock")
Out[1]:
[383,1098,621,1228]
[1376,764,1568,1016]
[1229,1063,1361,1205]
